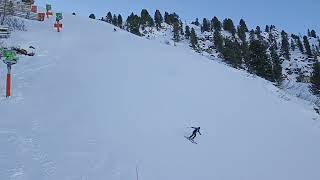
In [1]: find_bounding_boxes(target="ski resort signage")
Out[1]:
[56,13,63,21]
[54,13,63,32]
[46,4,52,11]
[54,22,62,32]
[3,50,18,65]
[46,4,53,18]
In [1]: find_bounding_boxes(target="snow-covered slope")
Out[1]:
[143,22,320,108]
[1,15,320,180]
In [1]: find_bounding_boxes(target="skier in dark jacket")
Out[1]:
[189,127,201,140]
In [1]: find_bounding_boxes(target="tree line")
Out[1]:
[88,10,320,96]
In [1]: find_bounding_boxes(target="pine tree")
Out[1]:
[308,29,311,37]
[223,18,236,35]
[191,18,200,26]
[310,62,320,95]
[106,12,113,23]
[89,14,96,19]
[173,22,180,42]
[249,29,255,42]
[238,19,248,42]
[265,25,270,32]
[281,30,290,60]
[303,36,313,56]
[211,16,222,31]
[239,19,248,32]
[297,37,304,53]
[213,30,224,52]
[270,45,282,84]
[117,14,123,28]
[185,25,191,39]
[291,39,296,51]
[255,26,262,40]
[222,39,242,68]
[202,18,210,32]
[126,13,141,36]
[248,40,273,81]
[311,30,317,38]
[112,14,118,26]
[140,9,153,27]
[154,10,163,30]
[179,21,184,35]
[190,28,199,50]
[242,42,251,69]
[164,12,169,24]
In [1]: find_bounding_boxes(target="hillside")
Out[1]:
[135,19,320,109]
[1,14,320,180]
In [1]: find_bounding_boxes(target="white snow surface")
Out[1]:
[1,15,320,180]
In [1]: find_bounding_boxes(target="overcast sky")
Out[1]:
[37,0,319,35]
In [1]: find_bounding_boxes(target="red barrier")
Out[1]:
[54,22,62,32]
[6,73,10,98]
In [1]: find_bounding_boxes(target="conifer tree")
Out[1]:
[164,12,169,24]
[173,22,180,42]
[291,39,296,51]
[192,18,200,26]
[270,45,282,84]
[223,18,236,35]
[126,13,141,36]
[311,30,317,38]
[179,21,184,35]
[202,18,210,32]
[239,19,248,32]
[255,26,262,40]
[222,39,242,68]
[238,19,248,42]
[117,14,123,28]
[248,40,273,81]
[281,30,290,60]
[190,28,199,50]
[303,36,313,56]
[265,25,270,32]
[308,29,311,37]
[211,16,222,31]
[185,25,191,39]
[154,10,163,30]
[106,12,113,23]
[297,37,304,53]
[249,29,255,42]
[310,61,320,95]
[140,9,153,27]
[112,14,118,26]
[213,30,224,52]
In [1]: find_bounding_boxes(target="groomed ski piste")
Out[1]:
[1,14,320,180]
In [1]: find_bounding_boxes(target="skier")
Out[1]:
[189,127,201,140]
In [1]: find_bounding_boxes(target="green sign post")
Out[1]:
[56,13,63,21]
[46,4,52,11]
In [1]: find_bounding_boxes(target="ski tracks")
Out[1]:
[0,119,56,180]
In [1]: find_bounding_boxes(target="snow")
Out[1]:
[1,15,320,180]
